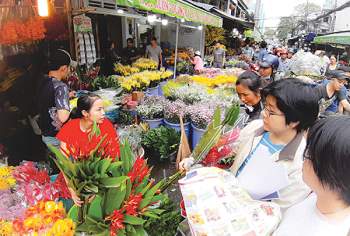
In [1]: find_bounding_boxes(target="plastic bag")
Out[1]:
[179,167,281,236]
[289,51,323,77]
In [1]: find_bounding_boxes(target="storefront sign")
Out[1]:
[73,15,93,33]
[116,0,223,27]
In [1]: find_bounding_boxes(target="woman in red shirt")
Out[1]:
[57,93,120,159]
[56,93,120,205]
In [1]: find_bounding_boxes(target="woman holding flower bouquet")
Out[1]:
[56,93,120,205]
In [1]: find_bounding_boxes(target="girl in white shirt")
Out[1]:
[275,116,350,236]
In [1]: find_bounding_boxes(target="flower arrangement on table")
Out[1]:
[114,63,140,76]
[48,128,167,235]
[119,70,173,92]
[10,201,75,235]
[163,100,190,124]
[91,75,120,90]
[136,96,167,121]
[132,58,158,71]
[191,74,237,87]
[166,84,207,105]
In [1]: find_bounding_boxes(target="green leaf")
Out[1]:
[48,144,76,177]
[100,176,128,188]
[107,161,123,175]
[88,195,103,220]
[144,180,163,201]
[134,226,148,236]
[120,141,134,174]
[67,205,79,223]
[85,184,99,194]
[104,186,126,215]
[117,229,126,236]
[99,158,112,174]
[126,225,137,235]
[141,211,160,219]
[94,230,110,236]
[124,215,145,225]
[124,179,132,200]
[148,208,165,215]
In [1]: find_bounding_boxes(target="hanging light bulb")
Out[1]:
[198,25,203,30]
[180,18,185,23]
[117,9,124,14]
[161,19,168,26]
[38,0,49,17]
[147,15,157,23]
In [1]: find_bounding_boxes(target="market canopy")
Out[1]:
[313,32,350,46]
[116,0,223,27]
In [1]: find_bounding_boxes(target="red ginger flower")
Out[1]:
[106,210,125,236]
[127,157,150,185]
[124,193,143,216]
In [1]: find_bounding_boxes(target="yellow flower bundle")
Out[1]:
[132,58,158,71]
[0,166,16,190]
[114,63,140,76]
[191,74,237,87]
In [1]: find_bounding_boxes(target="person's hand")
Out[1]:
[68,187,95,207]
[179,157,194,172]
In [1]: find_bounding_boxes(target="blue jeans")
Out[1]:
[42,136,60,150]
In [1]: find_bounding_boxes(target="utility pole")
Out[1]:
[306,0,309,33]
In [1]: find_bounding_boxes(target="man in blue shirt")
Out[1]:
[257,41,268,61]
[323,70,350,114]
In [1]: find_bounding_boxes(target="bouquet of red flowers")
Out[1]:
[49,132,165,235]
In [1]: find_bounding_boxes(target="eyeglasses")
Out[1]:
[263,106,284,117]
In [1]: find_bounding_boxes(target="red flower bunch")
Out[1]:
[127,157,151,185]
[13,162,50,185]
[0,17,46,45]
[106,210,125,236]
[124,193,143,216]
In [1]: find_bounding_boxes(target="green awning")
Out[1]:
[313,32,350,45]
[116,0,223,27]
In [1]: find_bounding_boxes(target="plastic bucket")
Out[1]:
[164,119,190,140]
[142,118,164,129]
[146,86,159,96]
[158,81,167,96]
[191,123,206,150]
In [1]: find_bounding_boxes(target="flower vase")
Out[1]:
[146,85,159,96]
[164,119,190,140]
[191,123,207,150]
[142,118,164,129]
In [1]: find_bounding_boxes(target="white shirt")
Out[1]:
[274,193,350,236]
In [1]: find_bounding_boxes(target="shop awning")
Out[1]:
[115,0,223,27]
[313,32,350,46]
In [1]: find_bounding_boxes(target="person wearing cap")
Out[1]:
[277,49,290,76]
[190,50,204,74]
[258,54,279,84]
[322,70,350,115]
[287,49,294,60]
[36,49,74,148]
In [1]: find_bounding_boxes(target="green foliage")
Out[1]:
[91,75,120,91]
[117,110,134,127]
[141,126,181,159]
[144,197,183,236]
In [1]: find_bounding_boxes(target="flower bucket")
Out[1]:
[191,123,206,150]
[164,119,190,140]
[146,85,159,96]
[142,118,164,129]
[158,81,167,96]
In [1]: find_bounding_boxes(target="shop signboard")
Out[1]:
[73,15,93,33]
[313,32,350,46]
[116,0,223,27]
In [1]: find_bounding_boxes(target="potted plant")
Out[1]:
[189,104,216,150]
[141,126,181,163]
[118,124,146,158]
[163,100,191,139]
[137,96,167,129]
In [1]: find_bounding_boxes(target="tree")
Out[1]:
[294,2,321,17]
[276,3,321,40]
[264,29,276,40]
[276,17,297,40]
